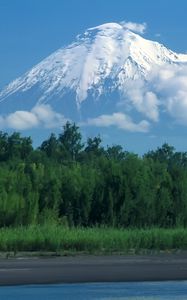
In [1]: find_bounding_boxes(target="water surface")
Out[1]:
[0,281,187,299]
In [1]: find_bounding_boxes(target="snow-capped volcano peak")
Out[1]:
[0,22,187,109]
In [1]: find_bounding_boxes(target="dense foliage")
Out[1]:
[1,122,187,228]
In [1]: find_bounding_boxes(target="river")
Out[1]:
[0,281,187,299]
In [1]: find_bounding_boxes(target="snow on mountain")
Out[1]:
[1,22,187,109]
[1,22,187,136]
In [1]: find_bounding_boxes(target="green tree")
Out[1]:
[40,133,59,159]
[59,122,84,161]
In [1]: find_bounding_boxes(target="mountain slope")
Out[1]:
[1,22,187,111]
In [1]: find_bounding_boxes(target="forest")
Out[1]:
[0,121,187,229]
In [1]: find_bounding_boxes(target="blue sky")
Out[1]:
[0,0,187,153]
[1,0,187,87]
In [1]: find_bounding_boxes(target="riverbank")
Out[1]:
[1,254,187,285]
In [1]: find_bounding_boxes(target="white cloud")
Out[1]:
[32,104,66,128]
[167,91,187,124]
[124,80,160,122]
[117,64,187,127]
[149,65,187,125]
[120,21,147,34]
[83,112,150,133]
[0,104,68,130]
[6,111,39,130]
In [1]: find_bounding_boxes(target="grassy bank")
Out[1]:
[0,225,187,254]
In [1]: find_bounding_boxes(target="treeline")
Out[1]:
[0,122,187,228]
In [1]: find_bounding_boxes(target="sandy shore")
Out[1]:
[1,254,187,285]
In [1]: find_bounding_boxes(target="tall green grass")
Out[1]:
[0,225,187,253]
